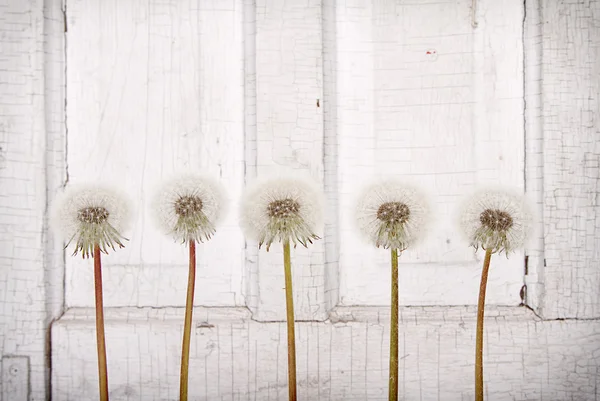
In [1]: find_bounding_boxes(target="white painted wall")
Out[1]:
[0,0,599,400]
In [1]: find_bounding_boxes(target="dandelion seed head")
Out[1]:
[267,198,300,219]
[153,174,227,244]
[50,184,131,258]
[377,202,411,225]
[174,195,204,218]
[459,187,532,254]
[240,174,324,251]
[355,180,430,251]
[77,207,109,224]
[479,209,513,232]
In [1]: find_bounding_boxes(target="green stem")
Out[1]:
[93,244,109,401]
[180,240,196,401]
[283,241,297,401]
[388,248,399,401]
[475,248,493,401]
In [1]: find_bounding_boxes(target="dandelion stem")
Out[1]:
[388,248,399,401]
[283,241,297,401]
[475,248,493,401]
[180,240,196,401]
[93,244,109,401]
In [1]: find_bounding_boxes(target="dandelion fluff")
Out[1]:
[355,180,430,251]
[459,187,533,254]
[152,174,227,243]
[240,174,324,251]
[50,184,131,258]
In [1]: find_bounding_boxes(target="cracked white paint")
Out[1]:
[64,0,246,309]
[52,306,600,400]
[0,0,599,400]
[539,0,600,319]
[0,0,50,399]
[523,0,545,314]
[248,0,327,322]
[335,0,527,307]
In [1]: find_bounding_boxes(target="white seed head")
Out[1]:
[152,174,227,244]
[50,184,131,258]
[355,180,430,251]
[459,187,533,254]
[240,174,324,251]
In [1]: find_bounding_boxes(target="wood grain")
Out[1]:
[52,306,600,400]
[334,0,527,307]
[64,0,247,309]
[539,0,600,319]
[0,0,57,399]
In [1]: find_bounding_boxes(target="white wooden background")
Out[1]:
[0,0,599,400]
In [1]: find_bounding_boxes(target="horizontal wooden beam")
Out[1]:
[52,306,600,400]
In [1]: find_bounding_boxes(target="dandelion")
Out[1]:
[460,188,532,255]
[50,184,132,401]
[355,180,430,251]
[240,175,324,401]
[152,174,227,401]
[153,174,226,244]
[240,175,323,251]
[51,184,130,259]
[458,187,532,401]
[355,179,430,401]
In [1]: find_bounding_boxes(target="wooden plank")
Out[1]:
[539,0,600,318]
[523,0,545,313]
[334,0,527,307]
[247,0,327,321]
[0,0,55,399]
[52,306,600,400]
[64,0,247,308]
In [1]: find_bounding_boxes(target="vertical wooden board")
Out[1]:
[295,323,321,398]
[347,322,368,398]
[315,323,332,400]
[229,322,250,401]
[327,323,353,399]
[0,0,50,399]
[540,0,600,319]
[364,321,385,400]
[336,0,526,307]
[249,0,327,321]
[321,0,340,312]
[523,0,545,312]
[64,0,246,308]
[251,322,286,400]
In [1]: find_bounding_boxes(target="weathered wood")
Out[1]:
[248,0,327,321]
[539,0,600,319]
[322,0,339,315]
[0,0,55,399]
[1,1,600,400]
[1,356,29,401]
[64,0,247,309]
[52,306,600,400]
[334,0,527,307]
[523,0,545,314]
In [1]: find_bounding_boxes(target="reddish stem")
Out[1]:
[94,244,109,401]
[180,240,196,401]
[475,248,493,401]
